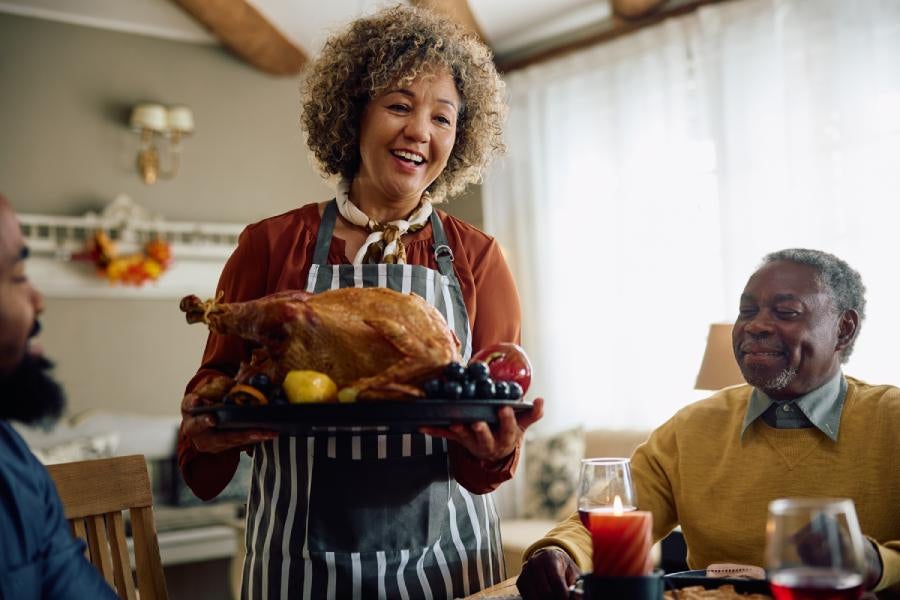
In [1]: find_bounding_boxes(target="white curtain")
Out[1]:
[483,0,900,433]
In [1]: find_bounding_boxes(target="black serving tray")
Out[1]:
[664,571,772,596]
[190,399,534,434]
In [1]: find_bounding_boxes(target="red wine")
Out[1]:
[770,568,864,600]
[578,506,636,528]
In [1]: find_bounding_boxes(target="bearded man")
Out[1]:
[0,194,116,597]
[517,249,900,599]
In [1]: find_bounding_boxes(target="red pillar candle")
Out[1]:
[587,508,654,577]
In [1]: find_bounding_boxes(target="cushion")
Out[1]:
[521,426,585,520]
[584,429,649,459]
[499,517,559,576]
[31,432,119,465]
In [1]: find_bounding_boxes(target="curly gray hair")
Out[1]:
[763,248,866,361]
[300,5,507,201]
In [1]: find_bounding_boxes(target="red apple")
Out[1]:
[470,342,532,395]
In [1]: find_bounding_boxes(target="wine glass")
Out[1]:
[576,457,637,529]
[765,498,867,600]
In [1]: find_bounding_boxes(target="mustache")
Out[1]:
[30,320,41,338]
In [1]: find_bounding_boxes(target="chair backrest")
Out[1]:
[47,454,169,600]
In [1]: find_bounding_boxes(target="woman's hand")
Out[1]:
[516,547,580,600]
[181,376,278,454]
[420,397,543,462]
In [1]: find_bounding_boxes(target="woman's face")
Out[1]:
[355,69,460,206]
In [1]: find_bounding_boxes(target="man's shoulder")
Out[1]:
[0,421,38,465]
[643,386,752,447]
[0,421,53,558]
[844,376,900,409]
[673,385,754,423]
[0,425,117,597]
[0,421,50,492]
[845,375,900,394]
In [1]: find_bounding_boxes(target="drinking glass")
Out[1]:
[765,498,867,600]
[576,457,637,528]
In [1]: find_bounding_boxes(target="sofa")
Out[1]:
[494,428,655,576]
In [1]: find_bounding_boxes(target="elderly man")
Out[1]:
[517,249,900,598]
[0,194,116,597]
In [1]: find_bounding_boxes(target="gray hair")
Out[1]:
[762,248,866,362]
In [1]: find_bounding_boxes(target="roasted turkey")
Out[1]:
[180,288,461,400]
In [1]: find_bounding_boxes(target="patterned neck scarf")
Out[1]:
[336,179,433,265]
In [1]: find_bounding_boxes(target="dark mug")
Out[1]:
[568,570,665,599]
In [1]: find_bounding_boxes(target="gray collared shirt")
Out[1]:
[741,371,847,441]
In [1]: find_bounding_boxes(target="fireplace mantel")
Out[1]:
[18,195,244,299]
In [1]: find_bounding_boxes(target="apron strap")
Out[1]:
[430,211,455,277]
[312,199,338,265]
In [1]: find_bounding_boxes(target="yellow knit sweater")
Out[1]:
[525,377,900,594]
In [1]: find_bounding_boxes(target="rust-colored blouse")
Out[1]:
[178,202,523,500]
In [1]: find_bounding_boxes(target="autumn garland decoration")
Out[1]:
[74,231,172,286]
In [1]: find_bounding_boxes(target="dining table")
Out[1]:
[461,576,885,599]
[459,571,887,600]
[461,577,521,599]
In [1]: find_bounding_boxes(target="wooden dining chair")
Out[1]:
[47,454,169,600]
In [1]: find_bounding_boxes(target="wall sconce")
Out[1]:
[129,103,194,184]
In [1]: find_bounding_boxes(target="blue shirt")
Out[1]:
[0,421,117,599]
[741,371,847,441]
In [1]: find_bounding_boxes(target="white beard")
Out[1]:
[760,367,799,392]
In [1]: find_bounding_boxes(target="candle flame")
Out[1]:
[613,495,624,516]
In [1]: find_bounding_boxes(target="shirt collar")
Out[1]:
[741,371,847,441]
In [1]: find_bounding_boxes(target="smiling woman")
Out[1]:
[352,72,460,229]
[300,5,506,203]
[176,5,541,600]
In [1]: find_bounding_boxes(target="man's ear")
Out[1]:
[835,309,860,353]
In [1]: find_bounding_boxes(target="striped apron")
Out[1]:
[241,200,505,599]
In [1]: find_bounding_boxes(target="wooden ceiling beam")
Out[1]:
[172,0,307,76]
[409,0,488,42]
[496,0,734,73]
[611,0,668,19]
